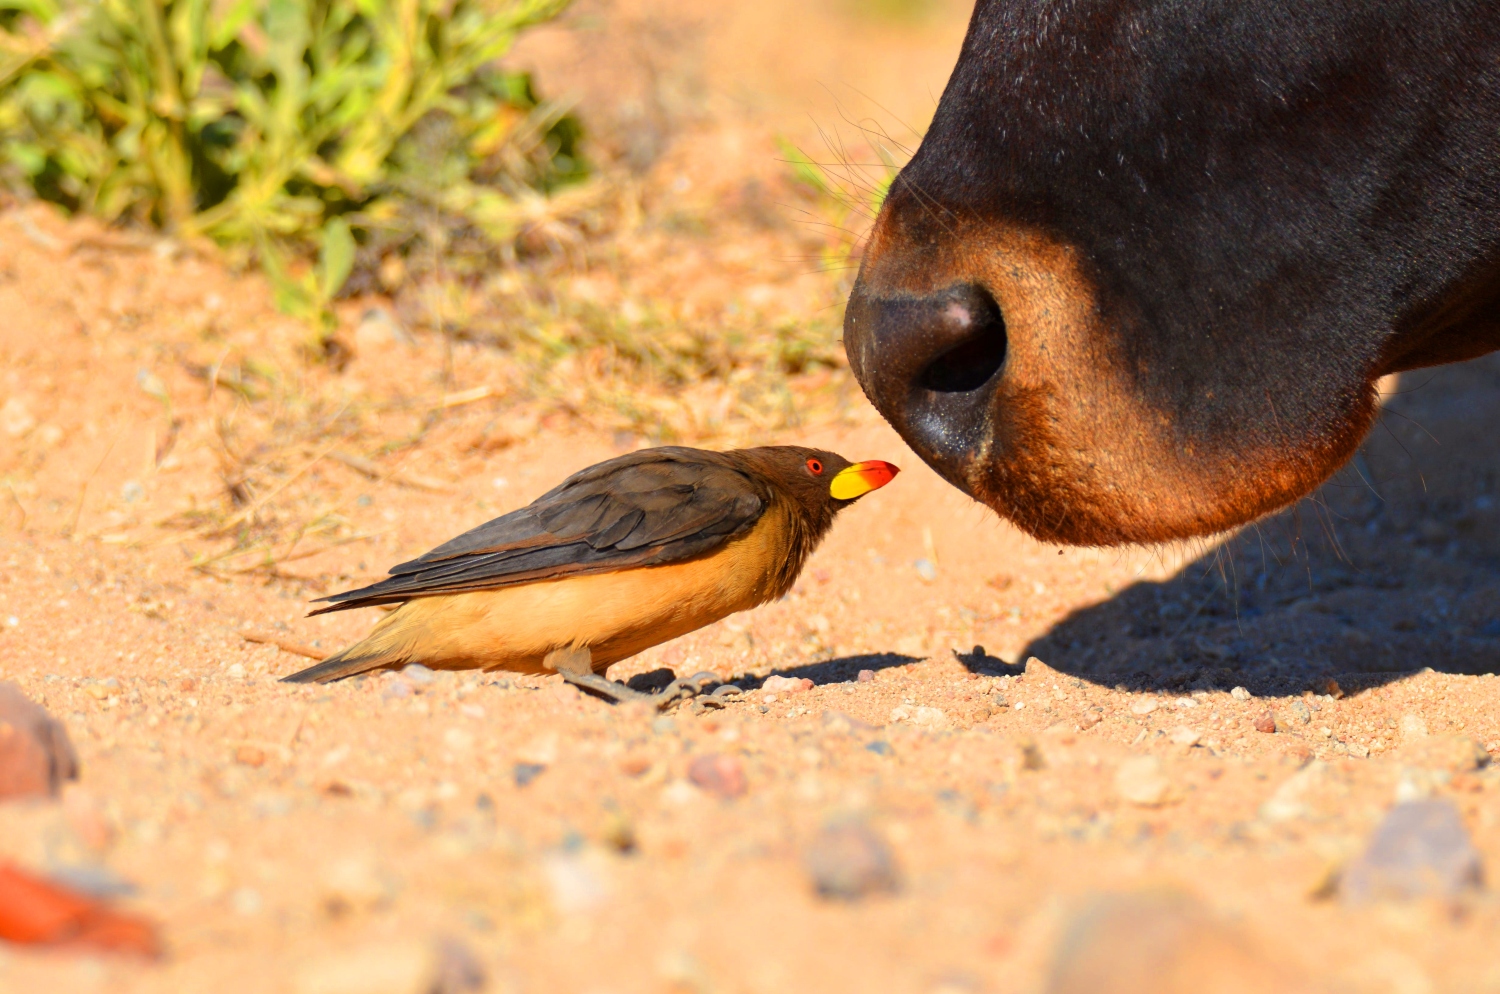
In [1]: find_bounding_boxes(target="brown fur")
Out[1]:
[854,215,1377,546]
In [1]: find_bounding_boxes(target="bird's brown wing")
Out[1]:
[309,448,769,615]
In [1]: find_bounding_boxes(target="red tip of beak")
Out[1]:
[829,460,900,500]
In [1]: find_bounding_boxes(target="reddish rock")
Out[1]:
[0,862,159,957]
[762,675,813,694]
[687,753,746,799]
[1253,711,1277,734]
[0,682,78,799]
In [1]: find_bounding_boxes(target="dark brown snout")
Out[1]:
[844,282,1006,492]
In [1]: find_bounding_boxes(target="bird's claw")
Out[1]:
[560,669,742,712]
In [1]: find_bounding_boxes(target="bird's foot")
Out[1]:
[560,669,743,712]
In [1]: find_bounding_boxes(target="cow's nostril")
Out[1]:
[917,291,1006,393]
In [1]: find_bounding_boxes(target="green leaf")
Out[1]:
[317,215,354,302]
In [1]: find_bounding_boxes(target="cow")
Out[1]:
[844,0,1500,547]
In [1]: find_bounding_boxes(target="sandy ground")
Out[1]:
[3,1,1500,992]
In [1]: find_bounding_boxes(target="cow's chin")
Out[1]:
[955,381,1379,547]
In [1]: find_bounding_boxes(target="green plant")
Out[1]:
[0,0,581,330]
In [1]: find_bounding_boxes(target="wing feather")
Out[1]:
[310,448,768,615]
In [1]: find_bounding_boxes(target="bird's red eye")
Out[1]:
[806,458,823,475]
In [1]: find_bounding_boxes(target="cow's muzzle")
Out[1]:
[843,281,1006,492]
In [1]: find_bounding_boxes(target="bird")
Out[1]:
[282,445,898,703]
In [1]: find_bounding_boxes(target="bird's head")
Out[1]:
[740,446,900,522]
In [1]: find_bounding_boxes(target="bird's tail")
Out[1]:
[281,607,414,683]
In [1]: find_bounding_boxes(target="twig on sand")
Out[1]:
[241,631,327,660]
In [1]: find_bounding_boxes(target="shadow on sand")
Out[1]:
[1001,354,1500,696]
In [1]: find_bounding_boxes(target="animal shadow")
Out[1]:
[1012,355,1500,695]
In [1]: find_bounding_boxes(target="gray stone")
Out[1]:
[804,820,899,900]
[1341,799,1483,903]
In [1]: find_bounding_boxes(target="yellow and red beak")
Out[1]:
[829,460,900,501]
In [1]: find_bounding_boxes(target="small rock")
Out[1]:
[293,937,482,994]
[543,851,609,912]
[762,675,813,694]
[1289,700,1312,724]
[1078,711,1102,730]
[320,856,393,917]
[913,558,937,581]
[1168,726,1200,747]
[1020,740,1047,771]
[889,705,949,731]
[1045,890,1302,994]
[1341,799,1483,903]
[1402,734,1489,773]
[512,763,546,787]
[866,741,893,756]
[1259,761,1326,823]
[1253,710,1277,734]
[235,745,266,767]
[618,754,652,777]
[1129,699,1158,716]
[804,820,899,900]
[0,682,78,799]
[687,753,746,799]
[1398,713,1429,741]
[1230,686,1251,701]
[1173,697,1197,709]
[857,669,875,683]
[601,809,637,853]
[381,678,413,701]
[1114,757,1171,806]
[0,397,35,437]
[821,710,873,734]
[400,664,435,685]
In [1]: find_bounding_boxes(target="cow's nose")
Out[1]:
[844,281,1007,490]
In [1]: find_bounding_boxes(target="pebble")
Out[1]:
[0,682,78,799]
[1168,726,1200,747]
[320,856,393,917]
[1398,713,1429,740]
[803,820,899,900]
[913,558,937,581]
[1259,761,1326,822]
[1129,699,1158,716]
[1045,890,1298,994]
[235,745,267,767]
[1340,799,1483,903]
[1253,710,1277,734]
[293,937,483,994]
[1401,734,1489,773]
[1289,700,1312,724]
[1231,686,1252,701]
[857,669,875,682]
[762,675,813,694]
[401,664,435,685]
[1173,697,1197,709]
[889,705,949,731]
[1114,757,1170,806]
[866,741,893,756]
[512,763,546,787]
[687,753,747,799]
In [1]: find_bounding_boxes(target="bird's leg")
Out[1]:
[547,645,656,705]
[549,650,743,712]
